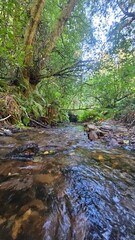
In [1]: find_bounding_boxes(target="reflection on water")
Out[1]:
[43,162,135,240]
[0,126,135,240]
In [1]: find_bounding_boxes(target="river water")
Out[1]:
[0,125,135,240]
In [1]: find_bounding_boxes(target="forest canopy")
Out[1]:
[0,0,135,125]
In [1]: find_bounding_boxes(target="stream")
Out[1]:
[0,125,135,240]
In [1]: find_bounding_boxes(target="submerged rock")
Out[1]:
[0,128,13,136]
[6,143,39,161]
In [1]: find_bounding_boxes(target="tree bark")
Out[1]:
[22,0,46,94]
[24,0,46,67]
[40,0,78,68]
[22,0,78,94]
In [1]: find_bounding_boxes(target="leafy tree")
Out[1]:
[0,0,135,123]
[84,50,135,109]
[1,0,80,90]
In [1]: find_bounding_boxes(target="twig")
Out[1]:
[61,107,94,110]
[30,118,48,128]
[0,115,11,122]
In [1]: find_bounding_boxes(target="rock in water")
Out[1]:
[84,124,104,141]
[6,143,39,161]
[87,130,98,141]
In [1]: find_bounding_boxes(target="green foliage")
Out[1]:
[0,0,135,124]
[84,50,135,109]
[78,109,103,122]
[114,98,135,120]
[20,94,46,120]
[0,0,27,74]
[0,80,9,92]
[21,115,30,126]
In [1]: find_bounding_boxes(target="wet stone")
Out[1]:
[5,143,39,161]
[0,128,13,136]
[0,176,33,191]
[34,173,61,184]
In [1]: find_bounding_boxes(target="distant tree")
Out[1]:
[84,49,135,108]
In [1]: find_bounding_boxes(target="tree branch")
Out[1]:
[39,60,94,79]
[40,0,78,68]
[116,93,134,102]
[117,0,135,19]
[0,115,11,122]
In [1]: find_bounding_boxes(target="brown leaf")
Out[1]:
[12,209,32,240]
[98,155,104,161]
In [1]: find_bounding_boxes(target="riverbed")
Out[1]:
[0,125,135,240]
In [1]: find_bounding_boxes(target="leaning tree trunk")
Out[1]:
[22,0,78,95]
[40,0,78,68]
[22,0,46,94]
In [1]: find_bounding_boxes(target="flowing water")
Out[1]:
[0,125,135,240]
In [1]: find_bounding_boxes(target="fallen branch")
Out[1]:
[61,107,94,111]
[30,118,48,128]
[0,115,11,122]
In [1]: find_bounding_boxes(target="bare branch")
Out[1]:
[0,115,11,122]
[117,0,135,19]
[40,0,78,68]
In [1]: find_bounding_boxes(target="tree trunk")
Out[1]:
[24,0,46,67]
[22,0,78,95]
[22,0,46,94]
[40,0,78,68]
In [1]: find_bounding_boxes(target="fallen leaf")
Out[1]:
[43,150,55,155]
[69,152,75,156]
[33,156,42,162]
[98,155,104,161]
[43,151,49,154]
[0,217,6,225]
[49,150,55,154]
[123,140,129,144]
[12,209,32,240]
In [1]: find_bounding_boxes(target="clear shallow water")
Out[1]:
[0,126,135,240]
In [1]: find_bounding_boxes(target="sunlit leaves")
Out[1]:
[85,50,135,108]
[0,0,27,77]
